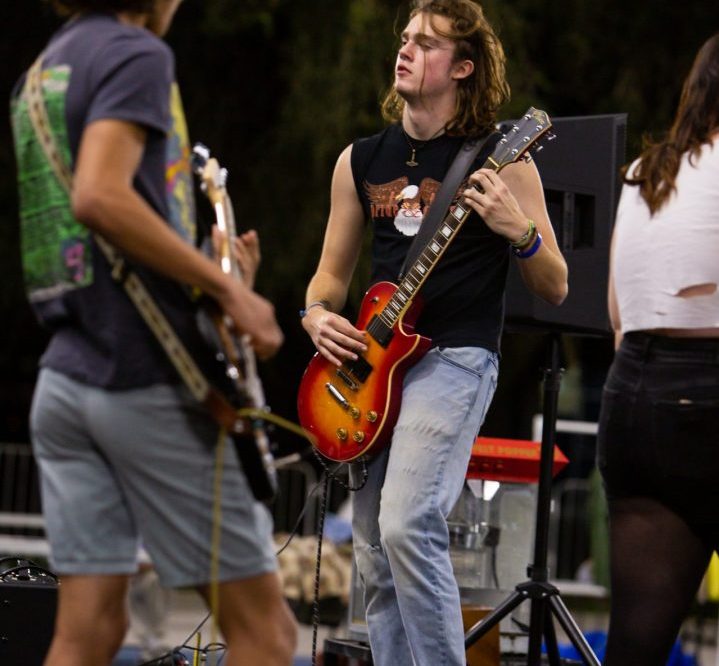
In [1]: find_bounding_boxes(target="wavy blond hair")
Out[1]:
[381,0,510,137]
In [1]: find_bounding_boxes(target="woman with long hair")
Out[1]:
[598,32,719,666]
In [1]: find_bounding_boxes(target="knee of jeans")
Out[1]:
[379,505,424,552]
[354,541,387,586]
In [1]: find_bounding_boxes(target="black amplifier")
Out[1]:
[0,558,58,666]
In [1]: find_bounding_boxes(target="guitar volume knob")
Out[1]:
[353,431,366,443]
[336,428,348,441]
[350,406,361,420]
[367,411,378,423]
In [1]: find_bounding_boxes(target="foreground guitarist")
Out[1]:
[301,1,567,664]
[10,1,294,665]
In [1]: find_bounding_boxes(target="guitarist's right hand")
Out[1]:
[302,307,367,367]
[220,283,284,360]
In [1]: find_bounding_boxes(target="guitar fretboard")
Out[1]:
[374,158,496,331]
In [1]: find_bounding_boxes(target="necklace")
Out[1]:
[402,126,445,167]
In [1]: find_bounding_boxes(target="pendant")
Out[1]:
[406,149,418,167]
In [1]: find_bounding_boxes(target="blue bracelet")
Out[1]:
[513,232,542,259]
[299,300,329,318]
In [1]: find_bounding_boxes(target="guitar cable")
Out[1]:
[306,454,368,666]
[138,414,364,666]
[138,429,229,666]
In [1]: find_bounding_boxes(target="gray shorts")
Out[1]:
[30,368,277,588]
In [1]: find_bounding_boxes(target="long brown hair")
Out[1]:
[626,33,719,215]
[381,0,510,137]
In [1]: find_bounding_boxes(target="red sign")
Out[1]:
[467,436,569,484]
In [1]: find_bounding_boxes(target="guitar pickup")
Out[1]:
[336,368,359,391]
[367,314,394,348]
[343,356,372,383]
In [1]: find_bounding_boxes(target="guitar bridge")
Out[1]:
[336,368,359,391]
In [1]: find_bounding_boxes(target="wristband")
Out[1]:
[513,232,542,259]
[510,219,536,249]
[300,300,329,318]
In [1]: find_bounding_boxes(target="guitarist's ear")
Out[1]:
[451,59,474,81]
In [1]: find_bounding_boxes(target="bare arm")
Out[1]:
[301,144,368,366]
[607,228,622,349]
[463,159,568,305]
[72,119,282,359]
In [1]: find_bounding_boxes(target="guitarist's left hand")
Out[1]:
[212,226,261,289]
[234,229,261,290]
[465,162,568,306]
[463,167,529,242]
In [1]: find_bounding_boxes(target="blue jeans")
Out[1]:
[350,346,499,666]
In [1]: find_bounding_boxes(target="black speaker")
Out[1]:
[503,113,627,335]
[0,559,57,665]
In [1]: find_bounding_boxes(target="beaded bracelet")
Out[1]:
[513,232,543,259]
[299,300,329,318]
[510,219,537,249]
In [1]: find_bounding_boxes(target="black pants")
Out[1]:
[597,331,719,665]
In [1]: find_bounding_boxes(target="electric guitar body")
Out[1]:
[297,281,431,462]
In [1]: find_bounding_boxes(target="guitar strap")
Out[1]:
[22,54,242,433]
[398,130,500,279]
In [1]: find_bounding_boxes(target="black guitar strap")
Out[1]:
[398,131,500,279]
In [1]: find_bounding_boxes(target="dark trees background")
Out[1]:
[1,0,719,452]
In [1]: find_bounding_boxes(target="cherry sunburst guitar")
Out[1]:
[191,143,277,502]
[297,108,553,462]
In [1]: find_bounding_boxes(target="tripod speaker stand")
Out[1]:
[464,333,600,665]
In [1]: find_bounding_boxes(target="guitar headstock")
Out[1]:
[192,142,228,206]
[490,107,554,171]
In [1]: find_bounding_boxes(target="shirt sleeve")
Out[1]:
[85,34,173,136]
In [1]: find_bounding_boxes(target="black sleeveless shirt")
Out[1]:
[351,123,509,352]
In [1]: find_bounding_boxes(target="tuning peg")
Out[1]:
[546,132,557,141]
[191,142,210,173]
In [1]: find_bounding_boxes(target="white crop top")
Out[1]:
[612,139,719,332]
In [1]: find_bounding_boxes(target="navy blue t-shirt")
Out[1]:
[11,14,218,389]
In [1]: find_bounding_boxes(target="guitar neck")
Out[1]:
[215,196,243,283]
[376,155,500,330]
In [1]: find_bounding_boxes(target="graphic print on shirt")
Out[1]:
[363,176,468,236]
[12,65,94,302]
[166,83,196,244]
[363,177,438,236]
